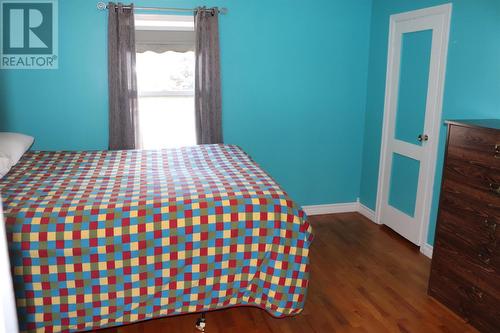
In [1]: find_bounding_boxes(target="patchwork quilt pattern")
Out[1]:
[0,145,313,333]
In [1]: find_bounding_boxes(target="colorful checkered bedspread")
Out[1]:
[0,145,313,333]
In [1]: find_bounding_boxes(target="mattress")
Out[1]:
[0,144,312,332]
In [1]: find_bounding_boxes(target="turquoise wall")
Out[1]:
[0,0,373,206]
[4,0,498,245]
[359,0,500,244]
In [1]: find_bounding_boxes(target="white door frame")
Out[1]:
[375,4,452,250]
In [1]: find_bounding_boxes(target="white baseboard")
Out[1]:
[420,243,433,259]
[303,201,434,259]
[357,202,378,224]
[302,202,358,216]
[302,201,377,222]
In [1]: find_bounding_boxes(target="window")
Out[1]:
[135,15,196,149]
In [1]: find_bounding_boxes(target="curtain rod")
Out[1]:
[96,2,227,14]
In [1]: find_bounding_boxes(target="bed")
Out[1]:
[0,144,313,333]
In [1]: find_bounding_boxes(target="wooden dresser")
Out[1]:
[429,120,500,333]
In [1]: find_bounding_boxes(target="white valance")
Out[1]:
[135,30,195,53]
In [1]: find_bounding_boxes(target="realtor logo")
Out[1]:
[1,0,58,69]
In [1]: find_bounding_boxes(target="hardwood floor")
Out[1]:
[98,213,477,333]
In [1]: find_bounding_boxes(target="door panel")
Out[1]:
[388,153,421,217]
[395,30,433,146]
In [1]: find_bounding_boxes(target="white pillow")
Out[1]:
[0,132,34,173]
[0,153,10,179]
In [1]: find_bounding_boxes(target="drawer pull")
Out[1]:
[478,252,491,264]
[470,286,483,300]
[478,242,495,264]
[484,219,497,234]
[488,183,500,195]
[459,285,484,301]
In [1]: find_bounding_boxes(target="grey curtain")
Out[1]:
[195,8,223,144]
[108,3,139,150]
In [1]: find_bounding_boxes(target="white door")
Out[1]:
[376,4,452,246]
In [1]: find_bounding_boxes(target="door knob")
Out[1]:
[417,134,429,142]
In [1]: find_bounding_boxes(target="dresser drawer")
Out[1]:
[445,156,500,199]
[433,222,499,297]
[448,125,500,169]
[429,264,500,333]
[439,189,499,244]
[442,176,500,213]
